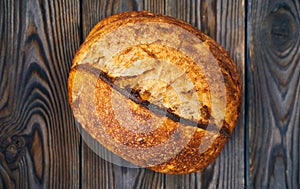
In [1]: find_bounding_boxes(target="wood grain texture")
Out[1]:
[2,0,299,188]
[248,0,300,188]
[0,1,81,188]
[80,0,245,188]
[0,0,247,188]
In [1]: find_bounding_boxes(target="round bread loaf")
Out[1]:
[68,11,242,174]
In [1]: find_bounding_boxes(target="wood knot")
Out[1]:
[262,3,298,53]
[2,136,26,164]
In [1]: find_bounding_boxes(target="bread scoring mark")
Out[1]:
[73,64,231,137]
[219,121,231,138]
[140,46,158,58]
[200,105,211,120]
[107,44,211,124]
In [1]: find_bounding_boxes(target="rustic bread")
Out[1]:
[68,11,242,174]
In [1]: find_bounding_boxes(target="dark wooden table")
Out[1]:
[0,0,299,188]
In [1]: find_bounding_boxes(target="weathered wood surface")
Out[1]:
[248,0,300,188]
[0,1,81,189]
[0,0,298,188]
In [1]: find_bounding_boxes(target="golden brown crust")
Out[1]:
[68,11,242,174]
[69,68,227,174]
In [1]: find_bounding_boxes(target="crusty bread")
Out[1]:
[68,11,242,174]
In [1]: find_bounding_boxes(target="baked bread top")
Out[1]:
[68,11,242,174]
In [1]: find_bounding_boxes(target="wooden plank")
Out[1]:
[248,0,300,188]
[0,1,81,188]
[81,0,141,39]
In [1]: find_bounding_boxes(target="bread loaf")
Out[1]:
[68,11,242,174]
